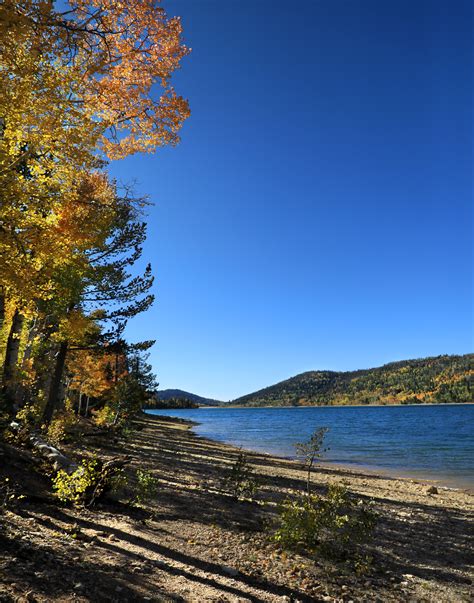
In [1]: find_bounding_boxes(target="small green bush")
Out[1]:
[221,450,259,499]
[274,483,376,559]
[131,469,158,505]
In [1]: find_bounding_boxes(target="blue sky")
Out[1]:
[110,0,472,401]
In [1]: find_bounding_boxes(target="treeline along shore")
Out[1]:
[1,413,472,602]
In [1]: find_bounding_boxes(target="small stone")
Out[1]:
[426,485,438,495]
[115,586,123,593]
[221,565,239,577]
[341,585,348,591]
[74,583,83,590]
[400,581,409,587]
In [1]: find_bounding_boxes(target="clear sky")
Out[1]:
[109,0,473,401]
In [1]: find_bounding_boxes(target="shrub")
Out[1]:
[53,457,126,507]
[15,402,42,428]
[131,469,158,505]
[274,483,376,559]
[92,404,115,428]
[53,459,102,506]
[46,399,78,446]
[221,450,259,499]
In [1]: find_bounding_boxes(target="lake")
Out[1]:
[146,404,474,489]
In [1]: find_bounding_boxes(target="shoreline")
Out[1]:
[146,409,474,493]
[2,413,473,602]
[219,401,474,408]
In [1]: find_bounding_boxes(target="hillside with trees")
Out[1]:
[233,354,473,407]
[149,389,223,408]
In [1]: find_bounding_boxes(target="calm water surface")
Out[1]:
[146,405,474,488]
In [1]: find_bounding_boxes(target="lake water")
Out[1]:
[146,405,474,489]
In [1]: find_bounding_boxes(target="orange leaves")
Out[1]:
[68,349,114,399]
[1,0,190,159]
[55,172,116,250]
[74,0,190,157]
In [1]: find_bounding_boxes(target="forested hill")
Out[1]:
[233,354,473,407]
[151,389,223,407]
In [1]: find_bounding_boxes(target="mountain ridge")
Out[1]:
[231,353,473,407]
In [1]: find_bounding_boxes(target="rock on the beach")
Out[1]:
[426,486,438,495]
[221,565,239,577]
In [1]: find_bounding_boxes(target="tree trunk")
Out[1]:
[1,309,24,413]
[13,318,38,412]
[42,340,68,424]
[0,291,5,332]
[85,395,90,417]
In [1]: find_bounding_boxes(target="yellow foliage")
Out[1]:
[46,399,78,446]
[92,404,115,428]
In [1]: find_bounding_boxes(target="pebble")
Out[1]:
[221,565,239,577]
[426,486,438,495]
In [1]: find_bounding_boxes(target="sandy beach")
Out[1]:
[1,413,473,602]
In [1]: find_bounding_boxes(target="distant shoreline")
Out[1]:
[146,406,474,491]
[204,401,474,409]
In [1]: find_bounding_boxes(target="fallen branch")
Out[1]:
[9,421,77,473]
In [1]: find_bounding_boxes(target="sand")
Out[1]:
[0,413,473,602]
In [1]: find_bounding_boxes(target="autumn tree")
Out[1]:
[0,0,189,423]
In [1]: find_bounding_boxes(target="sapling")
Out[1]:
[295,427,329,495]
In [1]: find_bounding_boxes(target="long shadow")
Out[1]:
[73,415,474,594]
[0,521,181,602]
[29,506,321,603]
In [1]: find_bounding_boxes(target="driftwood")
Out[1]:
[85,456,132,507]
[8,422,132,506]
[9,421,78,473]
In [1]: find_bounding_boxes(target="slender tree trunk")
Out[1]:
[13,318,38,412]
[1,309,24,413]
[85,395,90,418]
[78,391,83,416]
[0,291,5,332]
[42,340,68,424]
[114,352,119,383]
